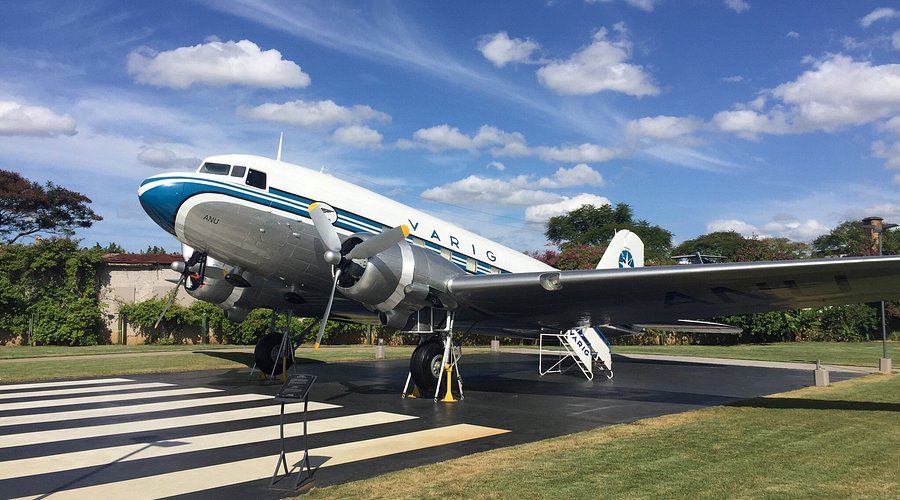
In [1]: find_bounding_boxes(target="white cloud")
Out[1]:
[715,55,900,138]
[860,8,900,28]
[477,32,541,68]
[626,115,700,142]
[873,140,900,169]
[535,163,605,188]
[0,100,76,137]
[536,27,658,97]
[127,39,310,89]
[708,217,829,241]
[422,164,605,207]
[525,193,612,223]
[724,0,750,14]
[487,161,506,171]
[893,30,900,50]
[422,175,562,206]
[878,116,900,135]
[585,0,658,13]
[240,99,390,128]
[722,75,744,83]
[137,146,199,169]
[786,31,800,39]
[331,125,383,149]
[400,123,621,163]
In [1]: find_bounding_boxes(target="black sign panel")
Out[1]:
[275,374,317,403]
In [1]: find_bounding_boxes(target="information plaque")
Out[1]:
[275,374,317,403]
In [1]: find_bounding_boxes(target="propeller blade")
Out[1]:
[308,202,342,254]
[154,273,185,328]
[314,268,341,349]
[345,225,410,260]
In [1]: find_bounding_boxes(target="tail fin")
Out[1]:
[596,230,644,269]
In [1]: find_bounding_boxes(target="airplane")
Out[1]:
[138,148,900,397]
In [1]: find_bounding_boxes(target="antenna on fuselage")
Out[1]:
[276,131,283,161]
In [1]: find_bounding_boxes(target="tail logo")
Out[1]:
[618,249,634,268]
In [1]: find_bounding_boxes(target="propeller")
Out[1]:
[308,202,409,348]
[154,247,204,329]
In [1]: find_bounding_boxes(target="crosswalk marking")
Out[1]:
[0,398,337,449]
[0,377,510,499]
[0,386,220,413]
[0,382,174,401]
[0,392,269,427]
[0,378,135,392]
[9,424,508,500]
[0,411,418,480]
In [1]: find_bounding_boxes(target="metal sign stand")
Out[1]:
[270,374,317,490]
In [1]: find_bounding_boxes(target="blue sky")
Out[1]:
[2,1,900,254]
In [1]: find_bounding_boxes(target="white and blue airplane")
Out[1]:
[139,150,900,393]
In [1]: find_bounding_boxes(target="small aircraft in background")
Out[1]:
[139,147,900,396]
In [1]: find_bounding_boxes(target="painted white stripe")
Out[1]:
[11,424,508,499]
[0,386,220,413]
[0,392,266,427]
[0,411,418,481]
[0,400,338,449]
[0,378,134,392]
[0,382,173,401]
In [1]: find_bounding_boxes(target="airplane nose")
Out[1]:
[138,176,183,235]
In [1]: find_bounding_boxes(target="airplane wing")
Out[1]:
[446,256,900,333]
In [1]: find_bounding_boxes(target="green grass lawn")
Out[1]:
[305,374,900,499]
[612,341,895,368]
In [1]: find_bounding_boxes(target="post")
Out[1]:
[375,337,385,359]
[202,311,209,344]
[863,217,895,373]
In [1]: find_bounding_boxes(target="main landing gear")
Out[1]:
[402,312,464,402]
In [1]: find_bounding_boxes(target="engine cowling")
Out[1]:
[335,234,465,329]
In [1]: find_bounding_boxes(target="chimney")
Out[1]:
[862,216,883,255]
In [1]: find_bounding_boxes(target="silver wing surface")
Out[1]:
[447,256,900,334]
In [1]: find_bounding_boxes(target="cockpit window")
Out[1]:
[230,165,247,178]
[198,162,230,175]
[246,169,267,189]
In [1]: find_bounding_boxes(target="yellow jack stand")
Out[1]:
[440,363,457,403]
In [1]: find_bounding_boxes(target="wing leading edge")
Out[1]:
[446,256,900,333]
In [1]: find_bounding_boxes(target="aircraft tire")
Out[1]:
[254,332,293,376]
[410,338,453,395]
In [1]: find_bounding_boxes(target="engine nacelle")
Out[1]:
[336,234,465,329]
[181,256,235,304]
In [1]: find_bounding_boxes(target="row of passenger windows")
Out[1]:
[198,162,266,189]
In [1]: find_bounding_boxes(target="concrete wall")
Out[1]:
[98,264,204,345]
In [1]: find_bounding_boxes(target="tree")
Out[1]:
[0,169,101,244]
[93,242,126,253]
[545,203,673,264]
[812,219,900,257]
[144,245,170,254]
[672,231,746,261]
[734,237,809,262]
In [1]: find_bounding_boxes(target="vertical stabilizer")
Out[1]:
[596,230,644,269]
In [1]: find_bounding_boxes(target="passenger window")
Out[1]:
[230,165,247,178]
[246,169,267,189]
[198,162,230,175]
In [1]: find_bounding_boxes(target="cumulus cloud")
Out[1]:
[724,0,750,14]
[137,146,200,169]
[786,31,800,39]
[477,32,541,67]
[873,140,900,169]
[422,164,605,207]
[707,217,829,241]
[525,193,612,223]
[714,54,900,139]
[240,99,390,128]
[400,123,621,163]
[331,125,383,148]
[536,26,658,97]
[860,7,900,28]
[127,39,310,89]
[0,100,76,137]
[626,115,701,142]
[585,0,658,13]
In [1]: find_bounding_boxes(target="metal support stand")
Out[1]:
[270,374,316,490]
[401,312,464,402]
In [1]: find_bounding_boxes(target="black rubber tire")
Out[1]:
[410,338,450,395]
[254,332,293,375]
